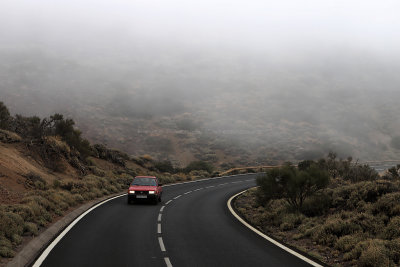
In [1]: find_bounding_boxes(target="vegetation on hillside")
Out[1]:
[0,101,217,261]
[236,155,400,266]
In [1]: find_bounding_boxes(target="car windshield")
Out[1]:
[131,178,157,186]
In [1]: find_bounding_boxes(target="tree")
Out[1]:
[47,114,92,158]
[0,102,11,129]
[256,162,329,210]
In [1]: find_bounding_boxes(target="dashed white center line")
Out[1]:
[173,195,182,199]
[158,237,166,252]
[206,185,215,188]
[157,223,162,234]
[166,200,173,205]
[194,188,203,191]
[245,179,253,181]
[164,257,173,267]
[158,214,162,222]
[184,191,192,195]
[218,183,228,186]
[160,206,165,212]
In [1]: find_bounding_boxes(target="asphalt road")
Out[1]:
[37,174,311,267]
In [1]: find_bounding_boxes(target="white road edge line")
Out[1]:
[227,189,323,267]
[158,237,166,252]
[160,206,165,212]
[157,223,162,234]
[158,214,162,222]
[173,195,182,199]
[32,193,126,267]
[164,257,173,267]
[166,200,173,205]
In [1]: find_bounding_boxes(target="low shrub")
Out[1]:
[154,161,175,173]
[335,234,365,253]
[301,193,332,216]
[8,204,35,222]
[312,215,361,246]
[24,172,48,190]
[372,192,400,218]
[349,212,385,236]
[0,211,24,240]
[0,237,14,258]
[184,161,214,174]
[384,216,400,239]
[358,239,391,267]
[23,222,38,236]
[279,213,305,231]
[345,239,391,266]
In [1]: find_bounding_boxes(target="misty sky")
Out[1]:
[1,0,400,55]
[1,0,400,162]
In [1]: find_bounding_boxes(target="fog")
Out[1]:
[1,0,400,165]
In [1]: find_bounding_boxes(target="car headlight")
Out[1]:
[148,191,155,194]
[129,190,135,194]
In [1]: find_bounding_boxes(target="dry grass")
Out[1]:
[44,136,70,155]
[0,130,21,143]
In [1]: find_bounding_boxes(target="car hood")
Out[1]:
[129,186,157,191]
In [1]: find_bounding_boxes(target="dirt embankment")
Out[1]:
[0,132,159,266]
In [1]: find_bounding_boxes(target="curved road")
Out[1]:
[37,174,311,267]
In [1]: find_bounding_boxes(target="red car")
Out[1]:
[127,176,163,204]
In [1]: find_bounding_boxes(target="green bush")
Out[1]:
[23,222,38,236]
[154,160,175,173]
[312,216,361,246]
[184,161,214,174]
[372,192,400,218]
[0,237,14,258]
[332,181,396,211]
[384,216,400,239]
[280,213,305,231]
[9,204,35,222]
[301,193,332,216]
[335,234,365,253]
[350,212,385,236]
[0,211,24,239]
[353,239,391,267]
[256,163,329,210]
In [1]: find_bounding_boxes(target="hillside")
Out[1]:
[0,106,216,265]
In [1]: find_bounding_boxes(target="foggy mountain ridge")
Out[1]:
[1,46,400,166]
